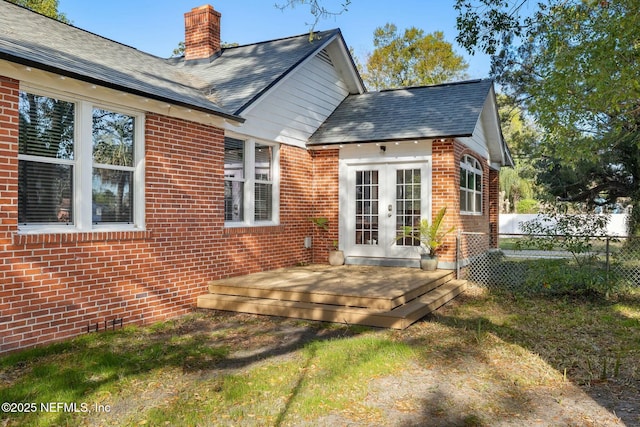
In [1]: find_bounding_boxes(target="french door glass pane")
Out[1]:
[18,160,73,224]
[355,170,379,245]
[396,168,421,246]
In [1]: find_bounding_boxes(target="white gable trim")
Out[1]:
[229,37,364,148]
[458,86,510,169]
[238,34,364,118]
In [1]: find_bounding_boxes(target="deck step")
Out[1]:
[197,279,466,330]
[207,270,455,311]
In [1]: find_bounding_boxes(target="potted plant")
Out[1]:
[309,217,344,266]
[397,207,454,270]
[328,239,345,266]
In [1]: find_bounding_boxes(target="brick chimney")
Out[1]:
[184,5,221,61]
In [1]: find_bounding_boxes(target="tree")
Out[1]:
[497,94,540,212]
[363,24,468,90]
[456,0,639,160]
[455,0,640,232]
[7,0,69,22]
[275,0,351,34]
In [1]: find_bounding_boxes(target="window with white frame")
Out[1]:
[17,88,144,231]
[224,137,244,222]
[460,155,483,214]
[224,136,278,225]
[254,143,273,221]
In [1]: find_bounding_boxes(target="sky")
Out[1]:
[57,0,493,79]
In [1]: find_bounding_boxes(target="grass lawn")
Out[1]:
[1,287,639,426]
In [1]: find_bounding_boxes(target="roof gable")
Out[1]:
[309,79,494,145]
[172,29,363,115]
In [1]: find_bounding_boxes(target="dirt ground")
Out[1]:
[240,317,637,427]
[92,311,637,427]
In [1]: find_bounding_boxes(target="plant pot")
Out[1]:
[328,250,345,266]
[420,255,438,271]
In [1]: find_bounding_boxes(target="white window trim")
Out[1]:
[460,155,483,215]
[18,85,145,234]
[224,135,280,227]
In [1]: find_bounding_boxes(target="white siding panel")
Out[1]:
[458,117,490,160]
[237,54,350,148]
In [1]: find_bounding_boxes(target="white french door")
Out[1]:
[342,161,430,259]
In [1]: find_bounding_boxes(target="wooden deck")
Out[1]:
[197,265,466,329]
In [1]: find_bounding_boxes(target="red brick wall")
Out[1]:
[432,139,496,262]
[310,149,339,262]
[0,73,503,353]
[0,76,315,353]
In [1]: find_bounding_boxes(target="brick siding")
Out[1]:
[0,75,502,353]
[432,139,497,262]
[310,149,339,262]
[0,77,315,353]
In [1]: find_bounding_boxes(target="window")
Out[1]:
[18,88,144,231]
[224,136,278,225]
[18,93,75,224]
[254,144,273,221]
[460,155,483,214]
[224,137,244,221]
[92,108,135,223]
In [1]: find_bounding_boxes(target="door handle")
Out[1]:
[388,204,393,217]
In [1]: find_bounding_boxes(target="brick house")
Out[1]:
[0,2,511,353]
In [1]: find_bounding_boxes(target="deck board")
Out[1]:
[198,265,465,329]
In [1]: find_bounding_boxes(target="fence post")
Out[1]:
[456,230,461,280]
[606,237,610,273]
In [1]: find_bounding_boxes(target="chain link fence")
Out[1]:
[457,232,640,294]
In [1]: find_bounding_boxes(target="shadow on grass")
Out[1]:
[0,310,368,426]
[423,290,640,426]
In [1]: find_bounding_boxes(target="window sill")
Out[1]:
[13,229,152,245]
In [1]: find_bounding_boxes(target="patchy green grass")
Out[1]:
[1,289,639,426]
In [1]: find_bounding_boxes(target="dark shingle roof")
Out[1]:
[309,79,494,145]
[0,1,240,120]
[0,1,342,121]
[172,29,341,114]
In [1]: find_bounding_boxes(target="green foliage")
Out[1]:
[8,0,69,22]
[309,216,329,231]
[500,167,534,212]
[363,23,468,90]
[517,207,610,266]
[456,1,640,231]
[497,94,542,212]
[515,198,538,214]
[522,258,614,297]
[397,207,454,257]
